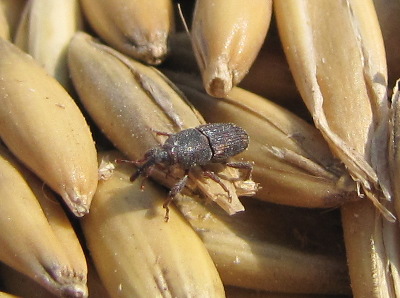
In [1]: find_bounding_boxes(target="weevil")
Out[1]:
[122,123,253,221]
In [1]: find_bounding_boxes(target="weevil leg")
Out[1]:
[114,158,145,182]
[202,170,232,202]
[130,168,143,182]
[115,158,150,182]
[115,157,148,165]
[163,173,189,222]
[150,128,173,137]
[225,161,254,180]
[138,166,155,190]
[115,158,135,164]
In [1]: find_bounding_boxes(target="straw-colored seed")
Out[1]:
[191,0,272,97]
[0,37,98,216]
[373,0,400,85]
[80,0,174,65]
[14,0,83,90]
[0,144,87,297]
[274,0,390,215]
[275,0,400,296]
[82,151,225,298]
[173,188,351,295]
[0,0,25,40]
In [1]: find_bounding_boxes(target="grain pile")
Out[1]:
[0,0,399,297]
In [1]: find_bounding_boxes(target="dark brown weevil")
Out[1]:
[121,123,253,221]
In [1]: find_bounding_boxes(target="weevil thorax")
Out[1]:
[163,128,213,169]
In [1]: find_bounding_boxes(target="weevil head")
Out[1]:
[131,147,171,182]
[145,147,171,165]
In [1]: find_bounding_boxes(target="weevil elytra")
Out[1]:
[122,123,253,221]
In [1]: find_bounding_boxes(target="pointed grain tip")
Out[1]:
[63,190,91,217]
[207,77,231,98]
[60,284,88,298]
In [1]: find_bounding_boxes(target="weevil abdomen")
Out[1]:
[197,123,249,162]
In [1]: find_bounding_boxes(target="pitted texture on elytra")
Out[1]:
[197,123,249,162]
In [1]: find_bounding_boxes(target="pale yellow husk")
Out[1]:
[14,0,83,89]
[373,0,400,85]
[81,151,225,297]
[86,260,112,298]
[387,81,400,297]
[173,188,350,295]
[0,144,87,297]
[0,258,111,298]
[191,0,272,97]
[0,292,19,298]
[80,0,174,65]
[28,173,87,277]
[68,32,258,216]
[0,0,25,40]
[275,1,400,296]
[341,199,400,297]
[274,0,391,218]
[0,37,98,216]
[389,80,400,227]
[0,263,76,298]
